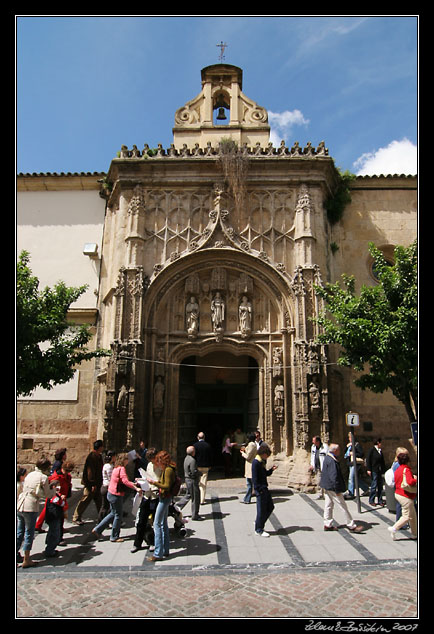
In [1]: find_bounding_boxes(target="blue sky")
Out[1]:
[16,15,418,176]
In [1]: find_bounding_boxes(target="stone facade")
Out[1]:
[17,65,417,484]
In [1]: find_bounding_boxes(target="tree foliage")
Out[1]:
[314,241,417,422]
[17,250,109,396]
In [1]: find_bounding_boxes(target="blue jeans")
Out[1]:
[369,471,384,504]
[153,496,171,558]
[243,478,253,503]
[17,511,38,552]
[348,466,369,496]
[94,491,124,541]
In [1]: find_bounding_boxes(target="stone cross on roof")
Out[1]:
[216,41,228,62]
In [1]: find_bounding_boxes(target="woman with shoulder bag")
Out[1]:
[92,453,141,543]
[17,457,53,567]
[388,452,417,540]
[146,450,176,561]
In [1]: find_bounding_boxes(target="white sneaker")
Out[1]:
[256,530,270,537]
[388,527,397,540]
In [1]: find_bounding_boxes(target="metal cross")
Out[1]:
[216,41,228,62]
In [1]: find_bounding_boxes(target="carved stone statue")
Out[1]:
[186,296,199,339]
[117,384,128,412]
[153,376,165,414]
[274,379,284,422]
[309,381,321,410]
[272,347,283,378]
[211,292,225,331]
[239,295,252,338]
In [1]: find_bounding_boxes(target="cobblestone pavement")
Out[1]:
[16,477,419,620]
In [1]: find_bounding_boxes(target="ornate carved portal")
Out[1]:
[102,188,331,483]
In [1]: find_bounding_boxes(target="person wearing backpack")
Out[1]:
[146,450,176,561]
[44,480,66,558]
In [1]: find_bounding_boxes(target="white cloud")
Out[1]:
[353,138,417,176]
[268,109,310,147]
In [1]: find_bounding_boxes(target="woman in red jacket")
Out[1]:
[388,452,417,540]
[48,461,74,544]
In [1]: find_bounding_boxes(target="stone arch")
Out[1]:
[141,248,297,459]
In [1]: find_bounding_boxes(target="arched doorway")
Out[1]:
[177,351,259,472]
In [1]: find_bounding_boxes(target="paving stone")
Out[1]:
[16,476,418,619]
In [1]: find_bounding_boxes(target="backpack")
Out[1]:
[170,466,182,497]
[45,498,64,523]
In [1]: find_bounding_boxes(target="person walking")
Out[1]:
[43,479,67,558]
[308,435,329,499]
[49,460,74,545]
[146,451,177,561]
[240,433,257,503]
[344,432,369,500]
[320,444,364,533]
[17,457,53,568]
[131,447,161,553]
[388,452,417,540]
[92,453,141,542]
[179,446,201,520]
[251,443,277,537]
[35,447,68,533]
[390,447,410,523]
[366,438,386,507]
[193,432,212,504]
[72,440,104,525]
[98,450,116,522]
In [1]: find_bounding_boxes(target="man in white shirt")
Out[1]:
[309,436,329,499]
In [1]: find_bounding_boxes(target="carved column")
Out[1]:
[104,266,149,451]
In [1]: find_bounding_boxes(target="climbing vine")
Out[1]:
[217,138,249,210]
[325,168,356,225]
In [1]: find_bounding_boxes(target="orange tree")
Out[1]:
[17,250,109,396]
[314,241,417,423]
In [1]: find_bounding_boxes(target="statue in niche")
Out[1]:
[117,384,128,412]
[309,381,321,410]
[153,376,165,415]
[116,343,130,376]
[186,296,200,339]
[272,347,283,378]
[274,379,284,423]
[307,342,320,375]
[211,292,225,331]
[239,296,252,338]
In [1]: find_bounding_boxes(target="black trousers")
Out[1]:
[134,497,158,548]
[254,489,274,533]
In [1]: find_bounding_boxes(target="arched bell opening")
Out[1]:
[213,90,230,126]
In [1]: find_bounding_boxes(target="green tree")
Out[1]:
[314,241,417,422]
[17,250,109,397]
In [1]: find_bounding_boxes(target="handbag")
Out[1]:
[384,467,395,488]
[401,467,417,494]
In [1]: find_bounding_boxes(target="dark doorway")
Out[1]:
[177,353,259,472]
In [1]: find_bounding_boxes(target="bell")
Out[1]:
[216,107,227,121]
